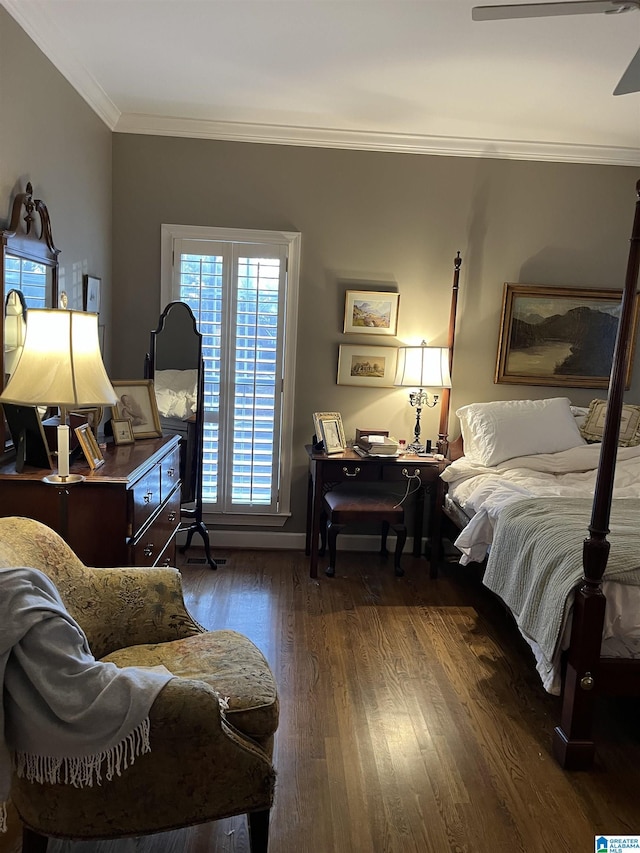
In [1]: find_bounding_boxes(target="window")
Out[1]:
[5,255,48,307]
[161,225,300,525]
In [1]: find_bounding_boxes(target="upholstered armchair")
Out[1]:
[0,516,279,853]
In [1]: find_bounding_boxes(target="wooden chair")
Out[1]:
[319,488,407,577]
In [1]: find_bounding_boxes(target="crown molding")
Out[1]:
[114,113,640,167]
[3,0,638,166]
[1,0,120,130]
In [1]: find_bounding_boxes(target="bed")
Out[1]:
[438,180,640,769]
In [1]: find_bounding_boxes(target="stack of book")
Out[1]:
[355,429,399,455]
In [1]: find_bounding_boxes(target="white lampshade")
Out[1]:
[394,343,451,389]
[0,309,117,409]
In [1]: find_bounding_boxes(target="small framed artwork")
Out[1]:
[337,345,398,387]
[495,283,640,388]
[74,424,105,470]
[112,418,135,445]
[320,417,345,454]
[343,290,399,336]
[83,274,101,314]
[313,412,346,447]
[111,380,163,439]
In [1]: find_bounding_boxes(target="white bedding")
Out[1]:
[441,442,640,693]
[441,443,640,565]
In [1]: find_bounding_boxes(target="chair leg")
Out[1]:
[393,524,407,577]
[326,522,344,577]
[22,827,49,853]
[248,808,270,853]
[380,519,391,556]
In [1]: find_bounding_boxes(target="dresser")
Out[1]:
[0,434,181,568]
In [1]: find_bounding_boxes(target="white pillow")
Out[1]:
[457,397,586,467]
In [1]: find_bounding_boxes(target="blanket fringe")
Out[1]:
[14,717,151,789]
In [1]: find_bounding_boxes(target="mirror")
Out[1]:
[1,182,60,450]
[147,301,216,569]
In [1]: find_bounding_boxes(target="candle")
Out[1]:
[58,424,70,478]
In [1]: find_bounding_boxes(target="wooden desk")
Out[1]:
[305,446,448,578]
[0,434,181,568]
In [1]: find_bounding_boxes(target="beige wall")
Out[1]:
[2,6,639,540]
[0,7,112,353]
[112,133,640,535]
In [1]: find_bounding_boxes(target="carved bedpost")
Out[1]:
[553,180,640,769]
[437,251,462,457]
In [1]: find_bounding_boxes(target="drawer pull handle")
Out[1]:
[143,543,154,557]
[401,468,422,480]
[168,511,177,522]
[168,467,176,478]
[143,490,154,504]
[342,466,361,478]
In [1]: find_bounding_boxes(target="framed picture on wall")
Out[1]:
[343,290,399,336]
[83,274,101,313]
[337,345,398,387]
[495,283,640,388]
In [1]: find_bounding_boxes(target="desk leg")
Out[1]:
[309,475,323,579]
[412,485,425,558]
[428,479,445,579]
[305,471,313,557]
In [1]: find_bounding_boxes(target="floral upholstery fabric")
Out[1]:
[0,516,278,840]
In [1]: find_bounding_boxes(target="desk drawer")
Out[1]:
[321,461,382,482]
[382,463,439,485]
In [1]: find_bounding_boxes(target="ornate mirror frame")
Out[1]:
[1,182,60,450]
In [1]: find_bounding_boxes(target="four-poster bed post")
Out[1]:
[553,179,640,769]
[437,251,462,457]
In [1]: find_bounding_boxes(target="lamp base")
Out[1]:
[42,473,85,486]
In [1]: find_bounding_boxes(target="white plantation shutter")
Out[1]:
[164,227,299,521]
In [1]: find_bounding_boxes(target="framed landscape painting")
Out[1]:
[495,283,640,389]
[337,345,398,387]
[343,290,399,336]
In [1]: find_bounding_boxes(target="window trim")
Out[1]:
[160,224,300,526]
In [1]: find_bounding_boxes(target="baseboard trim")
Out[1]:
[176,529,420,553]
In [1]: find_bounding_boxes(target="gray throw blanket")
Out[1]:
[0,566,174,832]
[483,497,640,677]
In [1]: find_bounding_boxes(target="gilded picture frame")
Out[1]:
[495,283,640,389]
[111,380,163,439]
[74,423,104,470]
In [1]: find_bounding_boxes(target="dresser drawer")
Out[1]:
[131,465,162,536]
[321,461,382,483]
[131,486,181,567]
[160,445,181,502]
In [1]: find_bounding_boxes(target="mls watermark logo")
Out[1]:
[596,837,640,852]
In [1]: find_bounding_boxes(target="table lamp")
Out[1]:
[0,309,117,482]
[394,342,451,453]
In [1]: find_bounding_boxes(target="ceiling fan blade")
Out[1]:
[614,44,640,93]
[472,1,629,20]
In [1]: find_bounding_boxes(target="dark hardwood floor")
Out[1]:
[5,547,640,852]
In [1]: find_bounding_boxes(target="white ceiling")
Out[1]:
[3,0,640,165]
